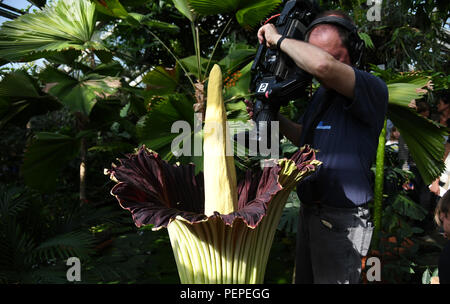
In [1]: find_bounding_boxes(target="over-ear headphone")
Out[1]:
[305,16,365,68]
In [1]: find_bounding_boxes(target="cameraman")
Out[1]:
[257,11,388,283]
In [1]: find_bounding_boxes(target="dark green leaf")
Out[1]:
[0,0,105,62]
[40,67,121,116]
[136,94,202,170]
[94,0,129,18]
[388,104,447,185]
[0,70,61,129]
[21,132,82,192]
[172,0,196,22]
[142,66,180,97]
[235,0,282,28]
[392,193,427,221]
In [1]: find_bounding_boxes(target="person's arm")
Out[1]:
[277,113,302,146]
[257,24,355,99]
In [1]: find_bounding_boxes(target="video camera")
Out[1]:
[250,0,319,125]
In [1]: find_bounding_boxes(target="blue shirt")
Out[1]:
[296,68,388,208]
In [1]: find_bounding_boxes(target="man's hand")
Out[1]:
[256,22,356,99]
[429,179,441,196]
[257,24,282,49]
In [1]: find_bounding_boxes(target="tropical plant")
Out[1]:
[0,0,448,285]
[0,0,118,199]
[371,68,449,248]
[107,65,321,283]
[0,183,95,283]
[319,0,450,72]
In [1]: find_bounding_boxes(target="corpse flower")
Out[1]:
[108,65,320,284]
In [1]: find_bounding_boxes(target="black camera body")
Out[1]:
[250,0,319,124]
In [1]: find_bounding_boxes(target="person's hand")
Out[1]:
[257,23,282,49]
[429,179,440,196]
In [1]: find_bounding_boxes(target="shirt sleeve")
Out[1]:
[344,68,388,130]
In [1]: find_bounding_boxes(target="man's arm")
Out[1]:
[277,113,302,146]
[257,24,355,99]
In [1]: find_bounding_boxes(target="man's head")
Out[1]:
[437,90,450,114]
[435,190,450,239]
[416,100,430,118]
[305,11,360,66]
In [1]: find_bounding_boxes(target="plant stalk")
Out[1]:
[191,22,202,82]
[373,118,387,249]
[145,27,196,90]
[79,137,87,204]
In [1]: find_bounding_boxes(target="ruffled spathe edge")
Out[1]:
[108,145,319,230]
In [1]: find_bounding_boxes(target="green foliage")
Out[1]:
[135,94,205,172]
[388,104,447,185]
[142,66,180,97]
[278,191,300,234]
[375,68,449,185]
[39,67,121,116]
[370,141,443,283]
[0,0,447,284]
[0,184,98,283]
[0,0,107,61]
[188,0,283,28]
[0,70,61,129]
[21,132,82,192]
[318,0,450,72]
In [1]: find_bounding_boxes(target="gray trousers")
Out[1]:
[294,202,374,284]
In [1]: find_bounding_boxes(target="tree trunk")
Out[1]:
[193,81,205,122]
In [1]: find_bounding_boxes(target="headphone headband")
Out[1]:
[305,15,365,68]
[305,16,357,35]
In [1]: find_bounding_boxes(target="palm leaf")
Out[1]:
[142,66,180,97]
[0,221,35,272]
[21,132,82,192]
[0,70,61,129]
[172,0,196,22]
[94,0,129,18]
[188,0,282,28]
[0,0,106,61]
[235,0,283,28]
[388,104,447,185]
[222,60,254,101]
[188,0,243,14]
[0,70,40,98]
[0,185,29,219]
[386,79,448,185]
[277,191,300,233]
[179,55,213,78]
[32,231,95,262]
[136,94,203,173]
[39,66,121,116]
[94,0,180,32]
[391,193,427,221]
[136,94,194,153]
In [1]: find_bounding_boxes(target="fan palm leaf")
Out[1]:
[386,79,447,184]
[372,76,445,248]
[0,0,106,61]
[0,70,61,129]
[388,104,447,184]
[188,0,282,28]
[32,231,95,262]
